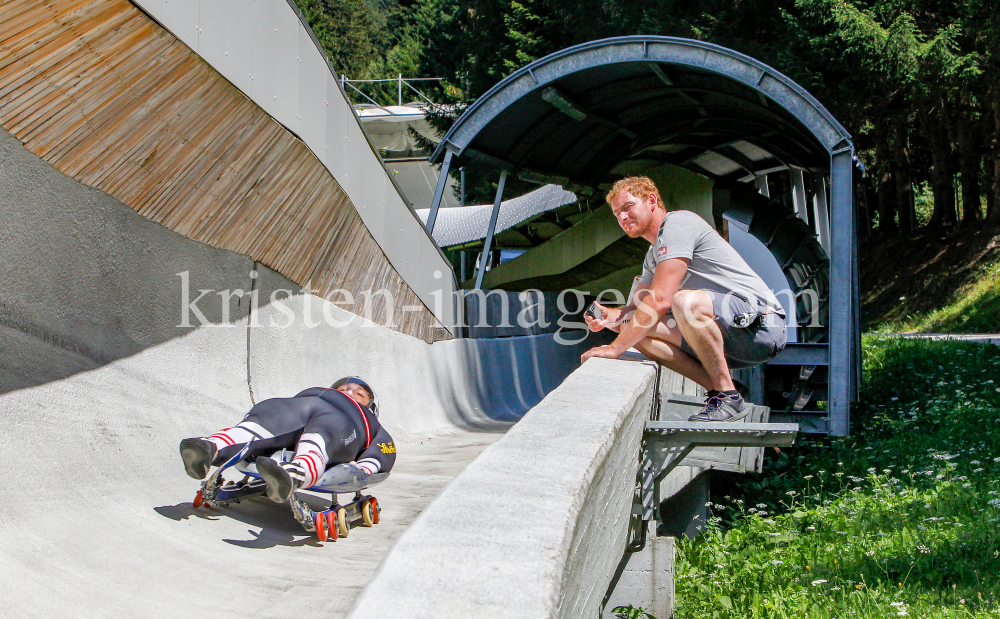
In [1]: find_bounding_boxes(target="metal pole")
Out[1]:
[460,168,466,206]
[755,174,770,197]
[474,170,508,290]
[851,175,862,401]
[425,150,453,234]
[812,174,831,256]
[398,73,402,106]
[828,149,854,436]
[791,168,809,223]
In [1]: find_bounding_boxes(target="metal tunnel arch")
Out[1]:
[426,36,860,436]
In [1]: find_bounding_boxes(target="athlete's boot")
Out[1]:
[179,438,218,480]
[256,457,305,503]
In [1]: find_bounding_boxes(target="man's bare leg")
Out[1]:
[634,337,713,390]
[630,311,713,389]
[671,290,735,392]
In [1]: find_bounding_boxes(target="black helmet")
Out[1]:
[331,376,378,416]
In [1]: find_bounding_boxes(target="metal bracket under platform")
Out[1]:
[640,421,799,521]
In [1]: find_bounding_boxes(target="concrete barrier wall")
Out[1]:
[345,357,656,618]
[0,127,255,402]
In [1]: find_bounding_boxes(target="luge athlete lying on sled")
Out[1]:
[179,377,395,503]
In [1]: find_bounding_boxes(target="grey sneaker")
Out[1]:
[688,393,751,422]
[256,457,304,503]
[179,438,217,480]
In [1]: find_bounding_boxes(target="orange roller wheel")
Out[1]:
[327,511,338,540]
[315,513,327,541]
[369,497,380,524]
[193,490,204,508]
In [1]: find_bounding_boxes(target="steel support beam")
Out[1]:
[790,168,809,223]
[755,174,769,197]
[425,149,453,235]
[473,170,508,290]
[812,174,831,256]
[828,149,854,436]
[852,177,862,401]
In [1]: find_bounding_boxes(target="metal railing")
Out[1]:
[341,74,443,108]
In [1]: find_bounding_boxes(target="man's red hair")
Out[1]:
[606,176,664,210]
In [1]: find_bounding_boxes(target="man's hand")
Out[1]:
[581,345,622,363]
[583,302,621,332]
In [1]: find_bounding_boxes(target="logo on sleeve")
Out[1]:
[656,246,669,257]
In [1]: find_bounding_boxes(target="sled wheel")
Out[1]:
[327,511,338,541]
[369,497,380,524]
[361,500,374,527]
[193,490,204,508]
[337,507,349,538]
[315,513,327,541]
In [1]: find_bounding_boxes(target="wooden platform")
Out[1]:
[0,0,440,341]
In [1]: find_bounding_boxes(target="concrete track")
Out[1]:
[0,127,591,617]
[0,342,506,618]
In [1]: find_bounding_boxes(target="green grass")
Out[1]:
[862,227,1000,335]
[674,336,1000,619]
[879,259,1000,334]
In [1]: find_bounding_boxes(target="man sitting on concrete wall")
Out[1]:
[581,176,786,421]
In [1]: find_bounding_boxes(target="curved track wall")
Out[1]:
[0,124,594,617]
[0,0,454,341]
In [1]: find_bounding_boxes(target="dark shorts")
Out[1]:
[669,290,787,369]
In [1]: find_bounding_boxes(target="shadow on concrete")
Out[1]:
[153,493,338,549]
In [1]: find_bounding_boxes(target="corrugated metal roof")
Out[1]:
[415,184,576,247]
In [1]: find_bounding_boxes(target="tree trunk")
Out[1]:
[877,166,896,236]
[874,129,896,236]
[956,99,983,227]
[860,181,876,241]
[984,144,995,222]
[989,91,1000,227]
[892,119,915,234]
[925,107,957,227]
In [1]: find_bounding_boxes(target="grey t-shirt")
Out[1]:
[638,210,781,309]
